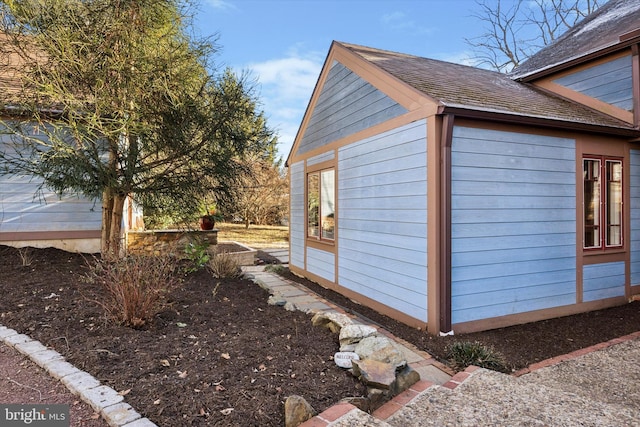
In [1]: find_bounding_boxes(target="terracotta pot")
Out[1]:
[199,216,214,230]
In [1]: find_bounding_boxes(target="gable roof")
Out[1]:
[511,0,640,80]
[339,42,637,134]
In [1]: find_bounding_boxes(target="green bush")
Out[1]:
[446,341,508,372]
[87,254,180,328]
[183,239,211,273]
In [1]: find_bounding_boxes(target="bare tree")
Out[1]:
[226,154,288,229]
[467,0,601,73]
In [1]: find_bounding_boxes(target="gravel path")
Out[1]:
[0,343,109,427]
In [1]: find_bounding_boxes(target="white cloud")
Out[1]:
[251,57,321,101]
[247,50,324,159]
[205,0,237,10]
[381,10,434,35]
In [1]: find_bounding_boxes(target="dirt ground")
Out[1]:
[0,246,365,426]
[280,269,640,372]
[1,245,639,426]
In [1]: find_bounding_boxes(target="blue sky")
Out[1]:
[195,0,486,159]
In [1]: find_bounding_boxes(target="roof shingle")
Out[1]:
[510,0,640,79]
[340,42,636,132]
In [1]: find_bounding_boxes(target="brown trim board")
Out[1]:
[439,114,454,334]
[0,230,101,241]
[439,106,638,138]
[632,44,640,127]
[453,296,629,334]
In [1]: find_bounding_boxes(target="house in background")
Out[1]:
[0,37,142,254]
[287,0,640,334]
[0,168,103,253]
[0,133,143,253]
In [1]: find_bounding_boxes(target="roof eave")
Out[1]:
[438,105,640,138]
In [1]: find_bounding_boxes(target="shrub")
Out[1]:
[17,247,34,267]
[446,341,508,372]
[183,238,211,273]
[209,252,240,279]
[87,254,180,328]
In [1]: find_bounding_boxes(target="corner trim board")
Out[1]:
[439,114,454,333]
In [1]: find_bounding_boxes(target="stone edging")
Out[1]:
[244,268,458,427]
[0,324,156,427]
[512,330,640,377]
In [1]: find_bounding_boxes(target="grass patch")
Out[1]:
[216,222,288,248]
[265,264,286,274]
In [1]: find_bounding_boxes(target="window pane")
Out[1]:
[583,159,600,248]
[320,169,335,240]
[606,160,622,246]
[307,173,319,238]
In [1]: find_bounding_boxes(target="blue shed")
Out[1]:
[287,0,640,334]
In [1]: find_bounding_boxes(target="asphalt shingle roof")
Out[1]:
[340,42,636,132]
[511,0,640,79]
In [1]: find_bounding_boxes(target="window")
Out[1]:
[307,169,335,241]
[583,156,622,250]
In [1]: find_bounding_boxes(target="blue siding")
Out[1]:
[630,150,640,285]
[554,55,633,111]
[0,175,101,233]
[307,247,335,282]
[583,262,625,302]
[307,151,335,166]
[289,162,305,269]
[451,127,577,324]
[297,61,407,154]
[338,120,428,322]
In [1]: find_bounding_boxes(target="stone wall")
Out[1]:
[215,241,257,266]
[127,229,218,257]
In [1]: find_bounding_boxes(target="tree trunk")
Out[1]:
[101,188,127,260]
[101,188,114,256]
[108,194,127,259]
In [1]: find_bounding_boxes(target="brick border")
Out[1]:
[299,402,358,427]
[372,380,435,420]
[0,325,156,427]
[513,330,640,376]
[372,366,481,421]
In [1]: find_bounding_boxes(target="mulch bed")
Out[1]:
[279,270,640,372]
[2,245,639,426]
[0,246,365,426]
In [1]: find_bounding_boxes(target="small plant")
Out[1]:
[184,239,211,273]
[86,254,180,328]
[211,282,221,298]
[200,204,224,225]
[264,264,286,275]
[17,247,34,266]
[209,252,241,279]
[446,341,508,372]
